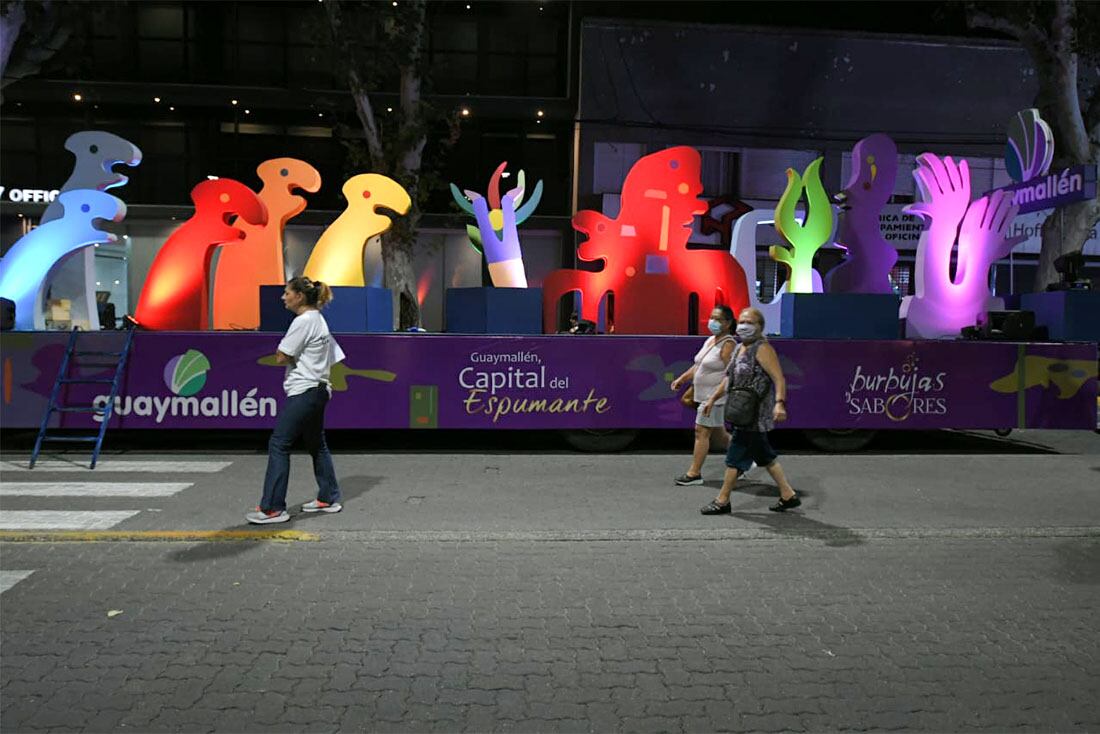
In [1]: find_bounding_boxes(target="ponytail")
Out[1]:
[287,276,333,308]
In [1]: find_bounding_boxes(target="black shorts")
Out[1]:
[724,428,778,473]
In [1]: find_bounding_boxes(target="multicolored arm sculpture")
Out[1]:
[468,187,527,287]
[770,158,833,293]
[450,161,543,254]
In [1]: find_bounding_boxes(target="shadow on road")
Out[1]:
[165,475,383,563]
[731,508,865,547]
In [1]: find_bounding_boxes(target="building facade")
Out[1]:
[1,3,1094,331]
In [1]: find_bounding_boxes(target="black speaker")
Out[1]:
[97,302,117,329]
[0,297,13,330]
[980,310,1036,340]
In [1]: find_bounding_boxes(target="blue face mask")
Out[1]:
[707,319,724,335]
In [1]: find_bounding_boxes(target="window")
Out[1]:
[739,148,821,200]
[699,149,737,197]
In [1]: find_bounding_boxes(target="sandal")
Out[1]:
[768,493,801,512]
[700,500,731,515]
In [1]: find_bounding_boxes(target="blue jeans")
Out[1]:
[259,386,340,512]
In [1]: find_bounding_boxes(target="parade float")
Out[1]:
[1,113,1096,452]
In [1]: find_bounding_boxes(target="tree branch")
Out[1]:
[967,7,1047,53]
[398,64,426,177]
[0,0,27,83]
[396,1,427,179]
[324,0,384,168]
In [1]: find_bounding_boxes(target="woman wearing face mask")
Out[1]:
[699,307,801,513]
[669,305,736,485]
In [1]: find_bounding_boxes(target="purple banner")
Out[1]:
[993,164,1098,215]
[1,332,1096,431]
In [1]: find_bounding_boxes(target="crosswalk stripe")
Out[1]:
[0,482,193,497]
[0,570,35,594]
[1,460,232,473]
[0,511,141,530]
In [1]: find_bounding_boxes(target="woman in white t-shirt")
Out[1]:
[668,305,735,486]
[247,277,346,524]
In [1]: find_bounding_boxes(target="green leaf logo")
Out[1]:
[164,349,211,396]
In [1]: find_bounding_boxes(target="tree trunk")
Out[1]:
[1035,197,1100,288]
[1032,44,1100,289]
[383,212,421,329]
[1028,3,1099,290]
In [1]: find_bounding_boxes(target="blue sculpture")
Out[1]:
[0,190,127,330]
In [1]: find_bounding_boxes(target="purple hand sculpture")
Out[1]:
[901,154,1025,339]
[826,134,899,294]
[469,187,527,287]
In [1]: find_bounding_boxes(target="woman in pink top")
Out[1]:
[669,305,735,485]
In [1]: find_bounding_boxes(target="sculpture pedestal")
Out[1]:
[446,287,543,334]
[780,293,901,339]
[1021,291,1100,342]
[259,286,393,333]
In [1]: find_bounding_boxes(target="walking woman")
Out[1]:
[699,307,801,513]
[670,305,736,485]
[247,277,345,524]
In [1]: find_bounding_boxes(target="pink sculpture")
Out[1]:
[901,154,1025,339]
[826,134,899,294]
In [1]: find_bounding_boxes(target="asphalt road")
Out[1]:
[1,428,1097,732]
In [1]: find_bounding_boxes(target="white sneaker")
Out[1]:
[302,500,342,514]
[246,509,290,524]
[741,462,762,480]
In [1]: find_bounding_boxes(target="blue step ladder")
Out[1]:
[29,324,135,470]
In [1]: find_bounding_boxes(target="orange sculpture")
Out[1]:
[212,158,321,330]
[542,146,750,334]
[134,179,267,331]
[303,173,411,286]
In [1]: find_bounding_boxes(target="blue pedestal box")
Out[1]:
[259,285,393,333]
[1020,290,1100,342]
[779,293,901,339]
[446,287,543,334]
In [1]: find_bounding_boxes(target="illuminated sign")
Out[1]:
[0,187,60,204]
[988,109,1097,214]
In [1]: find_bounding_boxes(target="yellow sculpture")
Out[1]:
[303,174,412,286]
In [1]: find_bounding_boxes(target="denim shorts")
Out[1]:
[724,428,778,473]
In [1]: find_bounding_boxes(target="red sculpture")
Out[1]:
[135,179,267,331]
[212,158,321,330]
[542,147,750,334]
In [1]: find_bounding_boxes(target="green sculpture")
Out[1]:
[770,158,834,294]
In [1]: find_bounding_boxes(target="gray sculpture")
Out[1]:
[40,131,142,330]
